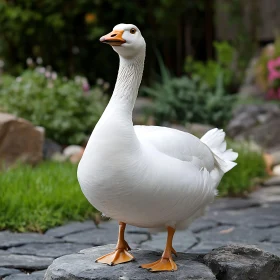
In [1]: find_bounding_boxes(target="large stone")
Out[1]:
[44,244,216,280]
[226,104,280,150]
[204,244,280,280]
[0,231,63,249]
[0,254,53,270]
[8,242,90,258]
[0,113,44,169]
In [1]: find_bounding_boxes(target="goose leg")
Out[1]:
[96,222,134,265]
[140,226,177,272]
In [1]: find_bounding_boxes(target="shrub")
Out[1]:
[219,142,266,196]
[184,41,235,90]
[0,65,108,145]
[142,56,236,128]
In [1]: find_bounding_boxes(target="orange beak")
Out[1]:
[100,30,126,46]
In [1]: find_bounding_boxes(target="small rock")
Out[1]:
[0,113,44,170]
[204,244,280,280]
[0,267,20,278]
[273,165,280,176]
[63,145,84,158]
[43,138,62,160]
[0,254,53,270]
[263,176,280,186]
[50,152,67,162]
[44,244,216,280]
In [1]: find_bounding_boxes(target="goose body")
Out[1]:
[77,23,238,271]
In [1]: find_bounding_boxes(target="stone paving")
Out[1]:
[1,194,280,279]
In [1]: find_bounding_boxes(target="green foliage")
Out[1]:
[185,41,235,89]
[0,0,209,82]
[0,67,108,145]
[142,56,236,128]
[0,161,96,232]
[219,143,266,196]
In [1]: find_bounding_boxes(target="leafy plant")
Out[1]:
[0,161,97,232]
[142,56,236,128]
[0,65,108,145]
[219,142,266,196]
[184,41,235,89]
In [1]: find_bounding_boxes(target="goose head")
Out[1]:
[100,23,146,59]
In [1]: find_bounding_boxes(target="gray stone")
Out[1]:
[63,223,149,248]
[189,219,217,233]
[0,267,20,277]
[263,176,280,186]
[249,186,280,203]
[210,198,261,210]
[141,230,197,252]
[44,244,216,280]
[0,254,53,270]
[45,221,96,238]
[0,231,63,249]
[196,226,270,243]
[189,241,228,254]
[204,244,280,280]
[0,249,9,255]
[4,271,45,280]
[43,138,62,160]
[8,242,90,258]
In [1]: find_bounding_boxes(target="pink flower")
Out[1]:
[267,57,280,81]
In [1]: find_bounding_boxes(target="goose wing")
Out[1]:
[134,125,215,171]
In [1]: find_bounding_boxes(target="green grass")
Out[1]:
[0,161,96,232]
[219,142,266,196]
[0,144,266,232]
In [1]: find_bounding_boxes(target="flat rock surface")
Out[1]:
[45,221,95,238]
[45,244,280,280]
[0,254,53,270]
[5,270,46,280]
[8,242,90,258]
[44,244,216,280]
[0,231,62,249]
[1,198,280,278]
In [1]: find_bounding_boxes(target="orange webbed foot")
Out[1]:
[96,248,134,265]
[140,256,177,272]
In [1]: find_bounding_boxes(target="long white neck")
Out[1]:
[107,49,145,116]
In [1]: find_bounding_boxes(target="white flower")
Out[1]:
[97,78,104,85]
[0,60,4,68]
[36,57,43,64]
[51,72,57,80]
[16,77,22,83]
[26,58,33,66]
[39,67,45,74]
[45,71,51,78]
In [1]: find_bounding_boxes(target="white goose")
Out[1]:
[78,23,238,272]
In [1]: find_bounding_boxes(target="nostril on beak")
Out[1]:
[110,34,117,37]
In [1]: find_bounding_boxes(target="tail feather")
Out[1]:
[201,128,238,173]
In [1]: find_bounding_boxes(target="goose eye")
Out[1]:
[130,28,136,34]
